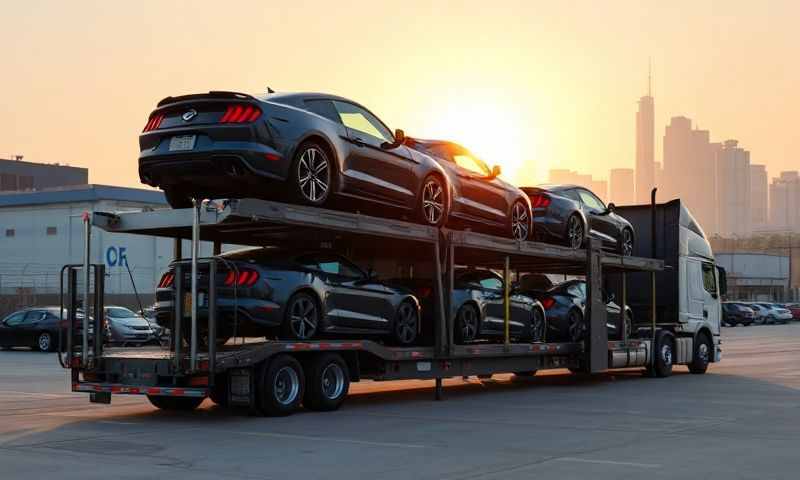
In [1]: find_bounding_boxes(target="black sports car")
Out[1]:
[521,184,635,255]
[155,248,421,345]
[139,91,454,227]
[406,138,532,240]
[393,269,545,344]
[0,307,85,352]
[516,276,631,342]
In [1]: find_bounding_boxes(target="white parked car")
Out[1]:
[748,303,793,324]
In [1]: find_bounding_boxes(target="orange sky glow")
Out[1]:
[1,0,798,188]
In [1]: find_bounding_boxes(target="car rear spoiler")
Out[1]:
[157,91,256,107]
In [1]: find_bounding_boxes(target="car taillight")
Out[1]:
[143,113,165,132]
[219,104,262,123]
[158,272,174,288]
[541,297,556,310]
[224,269,260,287]
[417,287,432,298]
[531,194,551,209]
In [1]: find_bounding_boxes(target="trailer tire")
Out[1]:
[258,354,305,416]
[147,395,204,411]
[688,333,711,374]
[304,353,350,411]
[647,331,674,378]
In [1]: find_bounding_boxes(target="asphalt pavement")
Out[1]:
[1,323,799,479]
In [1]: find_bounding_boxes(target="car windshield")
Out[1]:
[106,307,138,318]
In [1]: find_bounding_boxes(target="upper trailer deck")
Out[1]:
[92,198,663,273]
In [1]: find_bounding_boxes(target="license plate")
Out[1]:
[169,135,196,151]
[183,292,206,314]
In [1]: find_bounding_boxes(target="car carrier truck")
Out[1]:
[58,192,724,416]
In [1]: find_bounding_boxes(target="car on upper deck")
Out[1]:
[139,91,454,228]
[521,184,635,255]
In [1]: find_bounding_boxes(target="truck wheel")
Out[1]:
[304,353,350,411]
[258,354,305,416]
[688,333,711,375]
[647,332,674,378]
[147,395,204,411]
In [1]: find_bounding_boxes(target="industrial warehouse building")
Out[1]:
[715,252,796,302]
[0,185,222,315]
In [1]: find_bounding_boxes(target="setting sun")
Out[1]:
[415,91,543,187]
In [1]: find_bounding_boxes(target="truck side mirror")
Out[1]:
[717,266,727,296]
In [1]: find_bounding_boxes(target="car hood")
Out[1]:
[109,316,151,328]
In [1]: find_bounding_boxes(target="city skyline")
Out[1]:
[2,1,799,189]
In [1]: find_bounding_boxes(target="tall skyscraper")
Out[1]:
[662,116,717,233]
[716,140,752,236]
[609,168,635,205]
[770,171,800,231]
[750,164,769,230]
[635,68,655,204]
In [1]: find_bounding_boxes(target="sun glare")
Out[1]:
[418,97,542,187]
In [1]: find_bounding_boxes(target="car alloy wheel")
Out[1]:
[567,215,584,250]
[421,177,445,225]
[456,304,479,343]
[288,295,318,340]
[621,229,634,256]
[511,202,530,241]
[394,301,419,345]
[567,309,584,342]
[296,146,331,204]
[530,308,545,342]
[38,332,52,352]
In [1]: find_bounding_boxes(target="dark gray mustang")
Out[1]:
[139,90,530,239]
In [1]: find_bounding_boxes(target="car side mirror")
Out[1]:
[381,129,406,150]
[604,203,616,215]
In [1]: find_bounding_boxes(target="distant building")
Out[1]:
[635,85,655,204]
[716,140,751,236]
[770,171,800,231]
[0,157,88,192]
[609,168,635,205]
[715,252,791,302]
[750,165,769,230]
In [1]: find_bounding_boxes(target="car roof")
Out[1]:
[264,91,365,107]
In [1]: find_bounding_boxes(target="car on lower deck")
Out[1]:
[103,306,158,346]
[405,138,532,240]
[155,248,421,345]
[392,269,545,345]
[515,276,632,342]
[521,184,635,255]
[138,91,454,229]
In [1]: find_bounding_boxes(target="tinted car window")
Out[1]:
[304,99,341,124]
[106,307,138,318]
[577,189,606,212]
[459,271,503,291]
[333,101,393,143]
[297,254,364,279]
[24,310,46,323]
[3,311,26,327]
[454,154,490,176]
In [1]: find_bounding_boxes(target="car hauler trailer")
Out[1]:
[58,196,714,416]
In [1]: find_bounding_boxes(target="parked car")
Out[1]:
[104,306,158,346]
[405,138,531,240]
[139,91,457,229]
[155,248,422,345]
[786,303,800,320]
[138,306,167,341]
[0,307,85,352]
[520,184,635,255]
[722,302,756,326]
[515,276,632,342]
[748,303,793,324]
[392,269,545,344]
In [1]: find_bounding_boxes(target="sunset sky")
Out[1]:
[1,0,798,188]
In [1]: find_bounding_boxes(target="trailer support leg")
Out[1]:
[435,378,443,401]
[504,255,510,348]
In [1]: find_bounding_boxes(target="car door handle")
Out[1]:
[703,310,708,318]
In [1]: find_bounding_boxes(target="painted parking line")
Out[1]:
[553,457,661,469]
[221,430,427,449]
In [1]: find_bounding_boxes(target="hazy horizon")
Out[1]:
[2,0,798,188]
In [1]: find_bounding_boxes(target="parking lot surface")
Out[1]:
[1,324,799,479]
